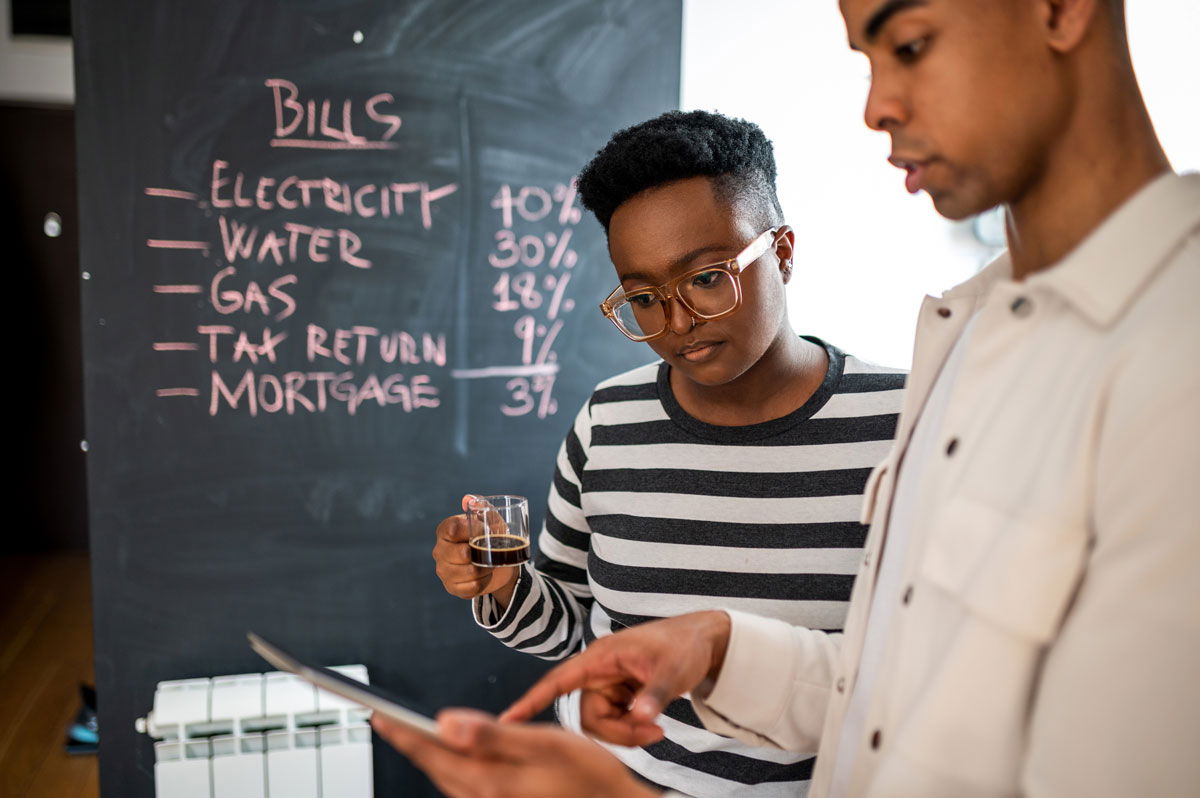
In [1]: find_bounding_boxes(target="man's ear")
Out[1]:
[1036,0,1100,54]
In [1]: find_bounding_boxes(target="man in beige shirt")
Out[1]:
[374,1,1200,795]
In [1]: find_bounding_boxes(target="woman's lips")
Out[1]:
[677,341,723,363]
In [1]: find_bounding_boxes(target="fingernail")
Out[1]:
[631,697,660,720]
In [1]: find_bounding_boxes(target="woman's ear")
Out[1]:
[774,224,796,284]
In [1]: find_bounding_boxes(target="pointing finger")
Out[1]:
[500,657,615,723]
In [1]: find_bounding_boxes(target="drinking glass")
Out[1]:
[467,495,530,567]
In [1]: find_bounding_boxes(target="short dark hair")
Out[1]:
[576,110,785,233]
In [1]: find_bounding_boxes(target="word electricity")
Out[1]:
[211,161,458,227]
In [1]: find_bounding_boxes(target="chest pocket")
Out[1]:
[918,496,1090,644]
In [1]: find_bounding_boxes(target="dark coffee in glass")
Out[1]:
[469,534,530,567]
[467,495,530,567]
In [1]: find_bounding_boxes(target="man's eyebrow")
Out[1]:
[861,0,928,44]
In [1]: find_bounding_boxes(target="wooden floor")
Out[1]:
[0,554,99,797]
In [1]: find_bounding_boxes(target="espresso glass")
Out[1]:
[467,495,530,567]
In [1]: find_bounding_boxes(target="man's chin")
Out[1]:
[929,190,986,222]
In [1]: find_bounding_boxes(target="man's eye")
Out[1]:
[628,293,656,308]
[895,36,928,63]
[691,270,725,288]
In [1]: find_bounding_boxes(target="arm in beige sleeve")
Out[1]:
[1021,331,1200,796]
[691,610,842,752]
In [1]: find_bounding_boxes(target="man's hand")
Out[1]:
[432,495,520,605]
[501,610,732,747]
[372,709,660,798]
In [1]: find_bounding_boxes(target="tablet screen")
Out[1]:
[248,632,439,736]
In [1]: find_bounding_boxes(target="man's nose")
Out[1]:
[864,74,907,132]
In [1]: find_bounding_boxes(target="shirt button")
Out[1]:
[870,730,882,750]
[946,437,959,456]
[1011,296,1033,317]
[936,307,952,318]
[902,585,914,605]
[836,677,846,694]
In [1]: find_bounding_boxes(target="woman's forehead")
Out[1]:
[607,179,757,280]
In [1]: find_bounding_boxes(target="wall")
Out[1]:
[0,1,73,103]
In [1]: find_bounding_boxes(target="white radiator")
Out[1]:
[136,666,374,798]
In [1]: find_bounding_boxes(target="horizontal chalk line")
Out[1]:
[269,138,398,150]
[146,239,209,251]
[451,364,560,379]
[144,188,198,200]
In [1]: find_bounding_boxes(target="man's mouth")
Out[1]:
[889,155,934,194]
[676,340,723,362]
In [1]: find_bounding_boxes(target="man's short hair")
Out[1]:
[576,110,785,233]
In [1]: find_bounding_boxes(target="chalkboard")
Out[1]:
[72,2,680,794]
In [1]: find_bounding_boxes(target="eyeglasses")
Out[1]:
[599,228,780,342]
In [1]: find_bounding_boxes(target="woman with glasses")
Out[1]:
[430,110,905,797]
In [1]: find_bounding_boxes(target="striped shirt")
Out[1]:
[474,338,906,797]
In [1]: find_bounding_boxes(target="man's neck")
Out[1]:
[1004,80,1171,282]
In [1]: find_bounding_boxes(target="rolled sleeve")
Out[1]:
[692,609,840,753]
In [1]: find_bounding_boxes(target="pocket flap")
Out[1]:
[919,497,1088,643]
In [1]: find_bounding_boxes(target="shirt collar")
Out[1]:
[935,172,1200,325]
[1025,171,1200,327]
[940,250,1012,303]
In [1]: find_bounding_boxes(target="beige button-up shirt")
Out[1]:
[692,172,1200,797]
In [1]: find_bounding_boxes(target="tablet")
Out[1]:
[247,632,439,737]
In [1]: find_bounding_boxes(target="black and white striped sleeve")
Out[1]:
[471,398,594,660]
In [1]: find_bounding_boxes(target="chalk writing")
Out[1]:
[266,78,402,149]
[466,180,582,418]
[210,162,458,226]
[210,268,298,320]
[145,78,586,422]
[210,369,441,416]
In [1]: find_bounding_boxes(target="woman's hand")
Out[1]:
[432,495,520,605]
